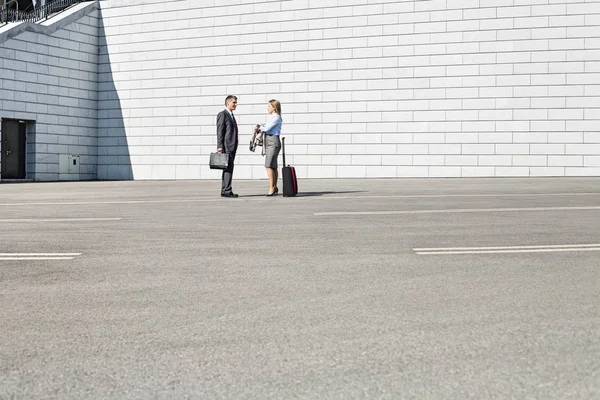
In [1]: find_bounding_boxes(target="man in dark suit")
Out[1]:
[216,95,239,197]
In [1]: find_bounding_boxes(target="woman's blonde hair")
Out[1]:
[269,99,281,116]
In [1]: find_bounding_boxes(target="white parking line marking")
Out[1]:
[0,218,122,222]
[0,257,76,260]
[314,206,600,216]
[0,199,233,206]
[0,253,82,261]
[416,248,600,255]
[1,192,600,206]
[0,253,82,256]
[320,192,600,200]
[414,244,600,251]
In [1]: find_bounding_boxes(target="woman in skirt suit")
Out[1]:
[259,99,282,196]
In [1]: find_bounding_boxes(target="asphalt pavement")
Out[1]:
[1,177,599,399]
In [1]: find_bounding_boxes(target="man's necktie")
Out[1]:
[232,113,238,147]
[232,113,238,135]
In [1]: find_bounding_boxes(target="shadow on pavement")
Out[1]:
[296,190,366,197]
[240,190,366,198]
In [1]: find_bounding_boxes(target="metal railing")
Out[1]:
[1,0,88,25]
[0,0,19,25]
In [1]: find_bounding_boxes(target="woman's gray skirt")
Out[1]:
[264,134,281,168]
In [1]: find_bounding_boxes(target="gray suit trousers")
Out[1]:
[221,152,236,195]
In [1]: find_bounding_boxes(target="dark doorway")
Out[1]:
[12,1,35,12]
[3,0,34,11]
[1,119,27,180]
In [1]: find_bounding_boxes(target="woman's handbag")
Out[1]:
[249,124,264,154]
[209,152,230,170]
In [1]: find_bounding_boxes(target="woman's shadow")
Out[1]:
[296,190,365,197]
[243,190,365,198]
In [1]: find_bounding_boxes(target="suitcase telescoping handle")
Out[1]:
[282,136,286,167]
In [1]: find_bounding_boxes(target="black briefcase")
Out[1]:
[209,152,230,170]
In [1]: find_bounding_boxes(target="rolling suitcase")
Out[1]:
[281,137,298,197]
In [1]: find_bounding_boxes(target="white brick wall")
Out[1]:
[3,0,600,181]
[95,0,600,180]
[0,3,99,181]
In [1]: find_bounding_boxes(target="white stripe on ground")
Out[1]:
[319,192,600,200]
[0,253,82,256]
[416,248,600,255]
[0,199,255,206]
[0,257,76,260]
[414,244,600,251]
[0,218,122,222]
[1,192,600,206]
[314,206,600,216]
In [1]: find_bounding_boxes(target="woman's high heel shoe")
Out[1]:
[274,187,279,194]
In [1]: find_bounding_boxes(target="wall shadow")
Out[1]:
[96,8,132,180]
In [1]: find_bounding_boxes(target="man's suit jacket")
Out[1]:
[216,110,238,154]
